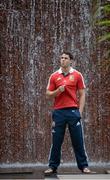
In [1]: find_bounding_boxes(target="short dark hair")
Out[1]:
[61,51,73,60]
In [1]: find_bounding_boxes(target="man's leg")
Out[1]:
[49,110,66,170]
[68,110,88,170]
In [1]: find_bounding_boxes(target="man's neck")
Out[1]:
[61,67,71,73]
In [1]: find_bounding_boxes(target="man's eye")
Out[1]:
[61,57,67,59]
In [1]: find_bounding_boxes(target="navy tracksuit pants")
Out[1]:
[49,108,88,170]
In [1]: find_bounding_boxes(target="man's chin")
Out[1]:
[61,65,67,68]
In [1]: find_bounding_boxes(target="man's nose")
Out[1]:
[62,58,65,61]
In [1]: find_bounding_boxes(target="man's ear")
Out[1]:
[71,61,76,67]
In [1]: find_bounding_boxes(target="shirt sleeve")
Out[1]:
[77,73,86,89]
[46,74,56,91]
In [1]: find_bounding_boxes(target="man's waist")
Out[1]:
[55,106,78,110]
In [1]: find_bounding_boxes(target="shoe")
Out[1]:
[44,168,57,176]
[82,167,92,174]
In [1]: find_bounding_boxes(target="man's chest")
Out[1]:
[54,74,77,87]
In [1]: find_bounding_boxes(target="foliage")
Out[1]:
[93,0,110,58]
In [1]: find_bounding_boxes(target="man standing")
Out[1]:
[45,52,91,175]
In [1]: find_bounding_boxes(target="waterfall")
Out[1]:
[0,0,109,165]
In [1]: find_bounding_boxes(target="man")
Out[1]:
[44,51,91,175]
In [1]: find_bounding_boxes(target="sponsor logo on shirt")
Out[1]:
[57,77,62,81]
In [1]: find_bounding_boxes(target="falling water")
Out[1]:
[0,0,110,167]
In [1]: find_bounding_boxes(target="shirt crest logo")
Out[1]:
[69,75,74,81]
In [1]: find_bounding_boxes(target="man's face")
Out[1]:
[60,53,71,68]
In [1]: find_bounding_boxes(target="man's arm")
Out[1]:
[46,85,65,99]
[78,89,85,116]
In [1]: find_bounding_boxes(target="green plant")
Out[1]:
[97,2,110,42]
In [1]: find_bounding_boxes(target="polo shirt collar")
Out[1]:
[58,67,75,74]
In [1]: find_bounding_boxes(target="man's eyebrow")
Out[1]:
[61,56,68,58]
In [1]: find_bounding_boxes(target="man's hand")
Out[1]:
[58,85,65,92]
[46,85,65,99]
[79,109,82,117]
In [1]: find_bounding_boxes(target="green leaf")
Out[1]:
[98,20,110,26]
[101,4,110,14]
[98,33,110,42]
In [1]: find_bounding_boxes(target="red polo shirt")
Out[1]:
[47,67,86,109]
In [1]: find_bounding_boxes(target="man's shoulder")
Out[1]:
[72,69,84,79]
[72,69,81,75]
[50,70,59,77]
